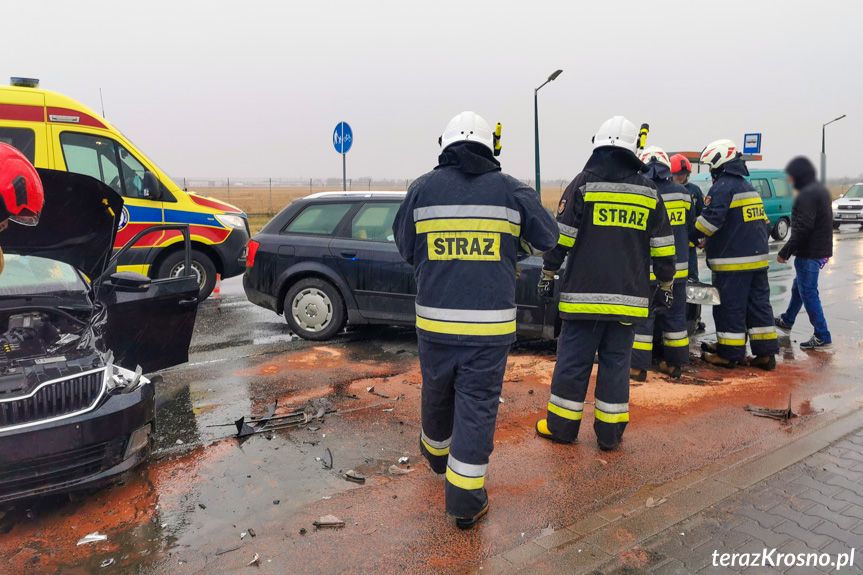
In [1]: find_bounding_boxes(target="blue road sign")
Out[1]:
[743,133,761,154]
[333,122,353,154]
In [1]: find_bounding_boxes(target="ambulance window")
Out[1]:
[351,203,399,242]
[772,178,792,198]
[116,145,149,199]
[283,203,352,236]
[750,179,772,199]
[59,132,122,194]
[0,128,36,163]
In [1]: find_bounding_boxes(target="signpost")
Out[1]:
[333,122,353,191]
[743,133,761,154]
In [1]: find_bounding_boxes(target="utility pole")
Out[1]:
[822,114,846,186]
[534,69,563,197]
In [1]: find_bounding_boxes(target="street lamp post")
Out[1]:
[534,69,563,196]
[821,114,846,186]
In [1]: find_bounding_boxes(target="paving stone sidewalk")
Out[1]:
[562,429,863,575]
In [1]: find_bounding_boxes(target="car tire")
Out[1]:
[771,218,790,241]
[284,278,346,341]
[157,249,218,302]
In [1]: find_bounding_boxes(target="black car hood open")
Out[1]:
[2,169,123,278]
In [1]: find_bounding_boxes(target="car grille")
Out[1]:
[838,205,863,210]
[0,437,126,502]
[0,369,105,429]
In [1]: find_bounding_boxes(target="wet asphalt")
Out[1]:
[3,228,863,574]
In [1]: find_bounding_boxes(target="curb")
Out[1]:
[460,404,863,575]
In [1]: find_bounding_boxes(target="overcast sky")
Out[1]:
[6,0,860,183]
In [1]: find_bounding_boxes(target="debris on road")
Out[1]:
[77,532,107,546]
[367,385,390,398]
[389,465,413,475]
[273,500,280,505]
[646,497,667,508]
[745,394,795,421]
[322,448,334,469]
[313,515,345,529]
[232,399,337,438]
[382,407,394,412]
[215,546,242,557]
[248,553,260,566]
[499,397,505,404]
[100,558,115,568]
[398,456,409,464]
[240,532,247,540]
[345,470,366,483]
[299,528,307,535]
[247,528,256,537]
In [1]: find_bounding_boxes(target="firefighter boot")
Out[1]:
[455,496,489,530]
[702,352,737,369]
[657,361,682,379]
[750,355,776,371]
[535,419,574,444]
[700,341,718,353]
[629,368,647,382]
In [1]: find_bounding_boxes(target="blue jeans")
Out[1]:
[781,258,831,342]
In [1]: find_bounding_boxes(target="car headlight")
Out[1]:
[216,214,247,229]
[124,423,152,459]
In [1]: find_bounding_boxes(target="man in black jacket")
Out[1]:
[775,157,834,350]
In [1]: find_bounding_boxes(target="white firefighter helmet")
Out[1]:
[439,111,494,153]
[700,139,740,169]
[639,146,671,169]
[592,116,638,154]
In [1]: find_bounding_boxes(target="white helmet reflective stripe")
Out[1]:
[700,139,739,169]
[440,111,494,153]
[639,146,671,169]
[592,116,638,154]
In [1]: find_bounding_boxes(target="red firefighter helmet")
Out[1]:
[670,154,692,175]
[0,143,43,226]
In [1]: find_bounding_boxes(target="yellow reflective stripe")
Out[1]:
[595,409,629,424]
[711,260,769,272]
[650,245,675,257]
[633,340,653,351]
[584,192,657,209]
[416,316,516,336]
[559,302,649,318]
[695,220,714,237]
[674,269,688,279]
[548,402,583,420]
[117,264,151,275]
[717,337,746,346]
[729,197,763,208]
[663,337,690,347]
[750,332,778,340]
[664,200,692,210]
[446,467,485,490]
[558,234,575,247]
[416,218,520,236]
[421,437,450,456]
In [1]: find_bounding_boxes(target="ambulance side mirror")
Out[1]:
[142,172,162,200]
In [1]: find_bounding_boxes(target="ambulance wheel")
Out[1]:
[771,218,790,241]
[284,278,346,341]
[158,249,217,302]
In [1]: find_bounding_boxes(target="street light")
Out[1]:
[535,69,563,196]
[821,114,846,186]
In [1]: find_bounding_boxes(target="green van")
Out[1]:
[690,169,793,241]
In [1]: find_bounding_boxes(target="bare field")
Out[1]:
[191,186,405,215]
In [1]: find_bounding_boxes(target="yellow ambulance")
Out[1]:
[0,77,249,300]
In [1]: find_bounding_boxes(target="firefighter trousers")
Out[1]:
[632,282,690,370]
[417,339,509,519]
[546,319,634,449]
[712,270,779,361]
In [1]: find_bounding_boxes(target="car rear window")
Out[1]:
[771,178,792,198]
[351,203,399,242]
[0,127,36,163]
[283,203,352,235]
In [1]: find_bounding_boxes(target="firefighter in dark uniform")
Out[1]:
[630,147,692,380]
[535,116,675,451]
[393,111,558,529]
[689,139,779,369]
[670,154,704,280]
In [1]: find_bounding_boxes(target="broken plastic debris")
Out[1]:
[745,394,795,421]
[646,497,667,508]
[597,459,608,466]
[398,456,409,464]
[499,397,505,404]
[345,470,366,484]
[77,532,107,546]
[382,407,394,412]
[175,439,184,445]
[299,528,307,535]
[100,558,115,568]
[248,528,256,537]
[322,448,333,469]
[389,465,414,475]
[366,386,374,393]
[240,532,247,539]
[313,515,345,529]
[539,524,554,537]
[248,553,260,566]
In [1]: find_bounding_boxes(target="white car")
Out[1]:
[833,183,863,229]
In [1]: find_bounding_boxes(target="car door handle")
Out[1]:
[340,250,357,259]
[179,298,198,306]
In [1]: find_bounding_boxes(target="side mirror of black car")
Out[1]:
[141,172,162,200]
[105,271,152,292]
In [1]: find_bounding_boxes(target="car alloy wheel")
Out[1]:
[291,288,334,333]
[169,260,207,290]
[775,218,789,240]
